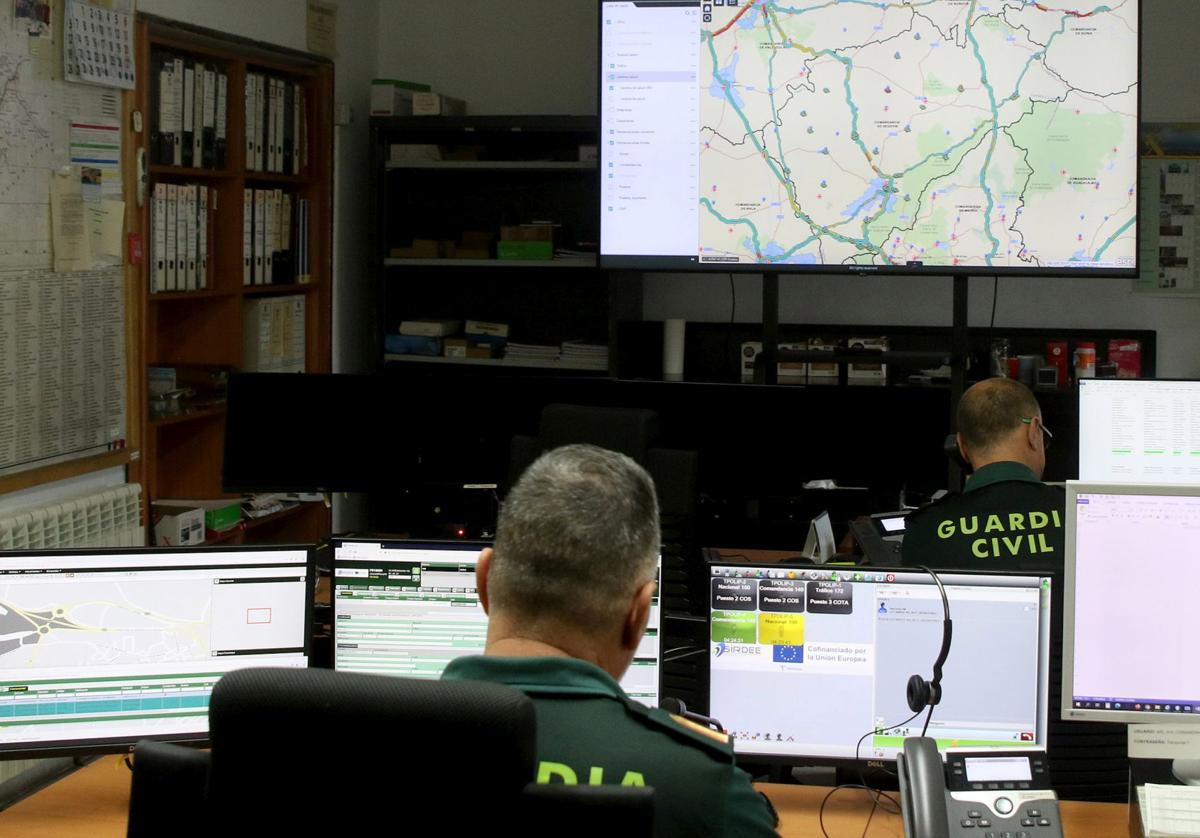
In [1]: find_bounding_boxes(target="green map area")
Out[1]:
[699,0,1138,270]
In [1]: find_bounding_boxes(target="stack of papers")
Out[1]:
[504,343,560,363]
[560,340,609,370]
[1141,784,1200,837]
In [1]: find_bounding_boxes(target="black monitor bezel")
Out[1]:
[703,560,1055,768]
[0,544,315,761]
[596,0,1142,278]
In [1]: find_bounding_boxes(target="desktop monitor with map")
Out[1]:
[0,546,313,758]
[598,0,1139,275]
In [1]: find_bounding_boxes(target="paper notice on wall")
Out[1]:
[50,166,93,272]
[88,199,123,261]
[306,0,336,57]
[70,118,121,201]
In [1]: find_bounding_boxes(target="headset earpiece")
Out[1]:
[907,673,931,713]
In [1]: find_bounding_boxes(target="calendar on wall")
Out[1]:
[64,0,136,90]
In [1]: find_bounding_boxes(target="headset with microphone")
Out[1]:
[905,565,953,722]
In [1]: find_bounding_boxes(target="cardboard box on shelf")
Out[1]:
[169,498,242,534]
[807,338,840,384]
[741,342,808,384]
[152,503,205,547]
[412,92,467,116]
[847,336,888,385]
[369,78,431,116]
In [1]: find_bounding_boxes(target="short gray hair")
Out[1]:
[489,444,660,630]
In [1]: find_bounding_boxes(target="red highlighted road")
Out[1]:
[711,0,760,37]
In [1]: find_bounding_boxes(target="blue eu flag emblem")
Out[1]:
[773,645,804,663]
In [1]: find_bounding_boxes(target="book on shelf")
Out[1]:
[385,334,441,356]
[464,319,509,338]
[399,319,461,337]
[243,295,306,372]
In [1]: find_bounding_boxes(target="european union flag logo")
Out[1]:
[773,645,804,663]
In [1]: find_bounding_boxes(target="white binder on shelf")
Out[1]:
[274,78,285,173]
[171,57,184,165]
[182,62,195,167]
[280,191,292,284]
[184,184,197,291]
[254,74,266,171]
[152,182,167,292]
[244,72,256,170]
[198,186,208,288]
[266,77,277,173]
[215,71,228,168]
[201,65,216,168]
[242,188,253,285]
[263,188,275,285]
[165,183,179,291]
[292,84,301,175]
[254,188,267,285]
[192,63,204,168]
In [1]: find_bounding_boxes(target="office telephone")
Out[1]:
[897,737,1063,838]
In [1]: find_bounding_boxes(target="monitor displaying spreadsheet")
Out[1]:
[333,539,661,706]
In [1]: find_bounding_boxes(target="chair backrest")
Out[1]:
[206,667,538,832]
[508,403,660,489]
[127,740,212,838]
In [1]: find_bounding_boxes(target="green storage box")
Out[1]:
[497,240,553,261]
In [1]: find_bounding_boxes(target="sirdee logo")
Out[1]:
[714,642,762,657]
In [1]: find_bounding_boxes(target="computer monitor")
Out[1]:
[598,0,1139,275]
[332,539,661,706]
[1063,482,1200,724]
[1078,379,1200,484]
[0,546,312,758]
[707,564,1052,765]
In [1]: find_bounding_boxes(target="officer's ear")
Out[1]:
[621,580,655,652]
[955,432,970,467]
[476,547,494,615]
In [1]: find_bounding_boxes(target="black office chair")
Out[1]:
[128,667,537,836]
[128,667,655,837]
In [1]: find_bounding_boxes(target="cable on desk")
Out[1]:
[817,784,901,838]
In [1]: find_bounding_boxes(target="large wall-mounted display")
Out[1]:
[599,0,1139,276]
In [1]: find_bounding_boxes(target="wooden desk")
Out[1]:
[0,758,1129,837]
[761,783,1129,838]
[0,757,131,838]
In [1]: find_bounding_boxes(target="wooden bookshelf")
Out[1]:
[129,14,333,544]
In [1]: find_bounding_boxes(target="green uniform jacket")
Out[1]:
[442,655,778,837]
[900,461,1065,572]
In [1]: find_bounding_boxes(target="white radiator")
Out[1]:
[0,483,144,550]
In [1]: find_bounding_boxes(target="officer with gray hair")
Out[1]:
[442,443,778,837]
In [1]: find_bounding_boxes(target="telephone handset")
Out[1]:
[897,737,1064,838]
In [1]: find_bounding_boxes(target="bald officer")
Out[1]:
[442,444,778,837]
[902,377,1063,571]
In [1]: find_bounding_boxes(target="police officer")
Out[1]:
[442,444,778,837]
[902,377,1063,571]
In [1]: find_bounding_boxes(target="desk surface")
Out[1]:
[0,757,1129,837]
